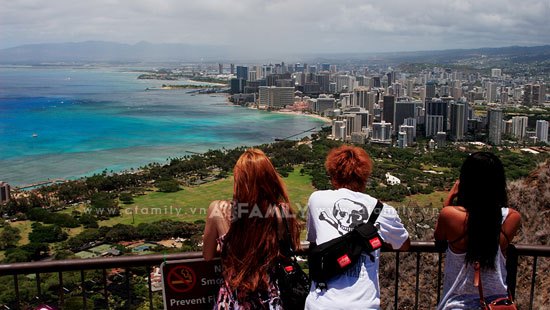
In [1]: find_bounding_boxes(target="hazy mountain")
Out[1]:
[308,45,550,65]
[0,41,549,65]
[0,41,232,64]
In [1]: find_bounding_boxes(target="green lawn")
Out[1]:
[388,190,448,209]
[99,167,315,227]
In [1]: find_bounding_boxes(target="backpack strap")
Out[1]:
[368,200,384,225]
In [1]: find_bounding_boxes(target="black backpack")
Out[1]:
[308,200,384,289]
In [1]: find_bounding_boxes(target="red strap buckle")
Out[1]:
[369,237,382,249]
[337,254,352,268]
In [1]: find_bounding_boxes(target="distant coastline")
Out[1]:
[273,110,332,124]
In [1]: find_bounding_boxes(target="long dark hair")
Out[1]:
[222,149,300,301]
[457,152,507,269]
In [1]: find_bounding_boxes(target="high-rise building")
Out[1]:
[316,96,336,114]
[332,120,346,140]
[425,81,437,100]
[382,95,395,128]
[236,66,248,81]
[399,125,415,146]
[248,71,257,82]
[397,131,408,148]
[372,76,381,88]
[425,98,448,137]
[0,182,10,204]
[488,109,503,145]
[230,64,235,75]
[258,86,294,108]
[491,68,502,78]
[218,63,223,74]
[317,74,330,93]
[354,87,369,109]
[486,82,498,103]
[436,132,447,148]
[395,99,417,129]
[372,121,392,143]
[450,102,465,141]
[230,78,245,94]
[532,84,545,105]
[536,120,549,143]
[336,75,355,93]
[511,116,529,140]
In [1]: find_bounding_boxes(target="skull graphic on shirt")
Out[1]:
[319,198,369,235]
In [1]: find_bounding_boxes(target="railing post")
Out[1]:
[529,256,538,310]
[414,252,420,310]
[81,270,87,310]
[36,272,42,301]
[394,252,400,310]
[13,274,20,310]
[147,265,154,310]
[506,244,518,299]
[58,271,64,307]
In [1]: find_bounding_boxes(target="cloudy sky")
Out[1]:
[1,0,549,55]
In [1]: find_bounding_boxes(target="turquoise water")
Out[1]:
[0,66,324,186]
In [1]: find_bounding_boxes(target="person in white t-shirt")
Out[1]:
[305,145,410,310]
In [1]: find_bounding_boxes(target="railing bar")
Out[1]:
[506,245,518,299]
[103,268,109,310]
[436,252,443,304]
[394,252,400,310]
[147,265,154,310]
[414,252,420,310]
[81,270,87,310]
[13,274,20,310]
[529,256,538,310]
[58,271,64,307]
[36,272,42,300]
[126,268,131,308]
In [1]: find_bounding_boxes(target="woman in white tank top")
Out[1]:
[435,152,521,309]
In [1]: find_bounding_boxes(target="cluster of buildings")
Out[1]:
[219,62,548,147]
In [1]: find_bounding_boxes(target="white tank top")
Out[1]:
[437,208,509,309]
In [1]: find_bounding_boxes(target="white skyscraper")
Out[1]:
[491,68,502,78]
[372,121,392,143]
[486,82,498,103]
[511,116,529,140]
[488,109,503,145]
[536,120,549,143]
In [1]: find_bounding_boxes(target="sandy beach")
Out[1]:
[274,110,332,124]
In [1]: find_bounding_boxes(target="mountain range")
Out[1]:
[0,41,549,65]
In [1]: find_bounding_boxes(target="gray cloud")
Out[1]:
[1,0,549,54]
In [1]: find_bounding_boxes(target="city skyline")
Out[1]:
[1,0,549,56]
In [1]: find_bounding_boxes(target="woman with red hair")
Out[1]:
[305,145,410,309]
[202,148,301,309]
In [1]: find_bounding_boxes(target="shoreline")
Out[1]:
[273,110,332,124]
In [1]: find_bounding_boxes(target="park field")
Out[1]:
[98,166,316,226]
[1,167,447,252]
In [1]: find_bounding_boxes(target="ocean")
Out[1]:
[0,66,324,186]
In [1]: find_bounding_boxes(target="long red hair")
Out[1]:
[222,148,300,301]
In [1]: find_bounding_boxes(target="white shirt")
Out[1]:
[305,188,409,310]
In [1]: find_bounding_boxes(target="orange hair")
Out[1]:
[325,145,373,192]
[222,148,300,301]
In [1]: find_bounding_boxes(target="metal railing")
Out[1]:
[0,242,548,309]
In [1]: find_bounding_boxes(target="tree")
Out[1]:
[156,179,181,193]
[28,223,68,243]
[119,192,134,204]
[79,213,99,228]
[90,192,119,219]
[0,224,21,250]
